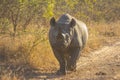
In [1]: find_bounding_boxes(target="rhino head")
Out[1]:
[50,15,76,49]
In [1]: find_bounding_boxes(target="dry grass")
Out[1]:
[0,21,120,79]
[83,21,120,54]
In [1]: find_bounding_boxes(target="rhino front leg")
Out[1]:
[52,49,66,75]
[66,55,71,70]
[69,47,81,71]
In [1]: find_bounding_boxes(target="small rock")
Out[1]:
[95,71,107,75]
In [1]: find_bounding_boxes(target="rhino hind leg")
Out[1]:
[68,47,81,71]
[52,49,66,75]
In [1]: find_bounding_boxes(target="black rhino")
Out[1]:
[49,14,88,75]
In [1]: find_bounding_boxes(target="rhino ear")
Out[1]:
[70,18,76,27]
[50,17,56,27]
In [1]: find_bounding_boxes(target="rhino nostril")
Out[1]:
[56,33,64,41]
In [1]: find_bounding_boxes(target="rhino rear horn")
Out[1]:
[50,17,56,27]
[70,18,76,27]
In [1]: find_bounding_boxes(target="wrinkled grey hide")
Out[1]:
[49,14,88,75]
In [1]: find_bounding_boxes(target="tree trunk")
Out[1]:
[13,24,17,36]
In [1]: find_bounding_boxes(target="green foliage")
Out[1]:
[65,0,78,9]
[43,0,56,19]
[0,18,10,33]
[84,0,96,10]
[0,0,119,33]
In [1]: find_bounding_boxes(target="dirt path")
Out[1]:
[29,41,120,80]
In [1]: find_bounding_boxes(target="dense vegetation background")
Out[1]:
[0,0,120,80]
[0,0,119,33]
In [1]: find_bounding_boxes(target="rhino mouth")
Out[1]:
[54,41,68,49]
[57,42,66,47]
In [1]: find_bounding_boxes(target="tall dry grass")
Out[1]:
[84,21,120,53]
[0,21,120,79]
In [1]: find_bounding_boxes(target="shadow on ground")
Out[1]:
[0,64,60,80]
[25,69,60,80]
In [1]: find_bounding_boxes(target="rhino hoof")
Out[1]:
[56,70,66,75]
[67,67,76,72]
